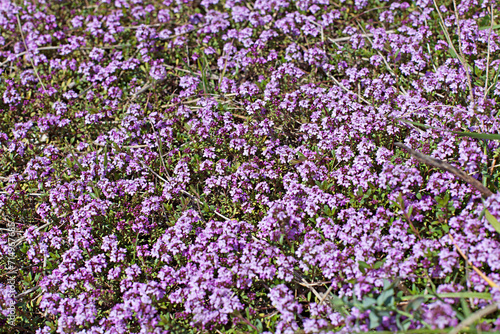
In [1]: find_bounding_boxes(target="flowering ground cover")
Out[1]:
[1,0,500,332]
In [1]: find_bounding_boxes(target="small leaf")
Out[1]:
[362,297,376,308]
[373,260,385,270]
[358,261,370,274]
[405,297,425,311]
[377,289,394,306]
[383,279,393,290]
[279,233,284,245]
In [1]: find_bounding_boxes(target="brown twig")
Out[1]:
[394,142,493,198]
[491,157,498,176]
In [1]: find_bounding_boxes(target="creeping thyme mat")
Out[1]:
[1,0,500,332]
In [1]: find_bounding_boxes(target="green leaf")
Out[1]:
[396,315,412,331]
[362,297,376,308]
[373,260,385,269]
[278,233,284,245]
[377,289,394,306]
[358,261,370,274]
[368,310,381,329]
[485,209,500,234]
[405,297,425,311]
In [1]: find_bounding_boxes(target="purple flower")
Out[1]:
[149,64,166,81]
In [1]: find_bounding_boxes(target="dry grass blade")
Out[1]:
[16,14,46,92]
[318,283,335,305]
[449,302,499,334]
[140,162,231,221]
[356,22,408,96]
[12,222,51,248]
[432,0,474,103]
[15,285,40,300]
[327,30,395,44]
[325,72,371,105]
[394,142,493,198]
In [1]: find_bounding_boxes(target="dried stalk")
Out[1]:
[16,14,46,92]
[318,283,335,305]
[484,3,494,100]
[12,222,51,248]
[15,285,39,300]
[356,22,408,96]
[325,72,371,105]
[327,30,395,44]
[432,0,474,103]
[394,142,493,198]
[0,44,132,67]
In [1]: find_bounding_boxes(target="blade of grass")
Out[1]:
[452,0,475,101]
[479,24,500,30]
[400,292,491,301]
[449,302,500,334]
[484,4,495,101]
[103,142,108,174]
[486,67,500,99]
[454,132,500,140]
[484,209,500,234]
[197,59,206,94]
[397,119,500,140]
[202,53,216,94]
[433,0,474,103]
